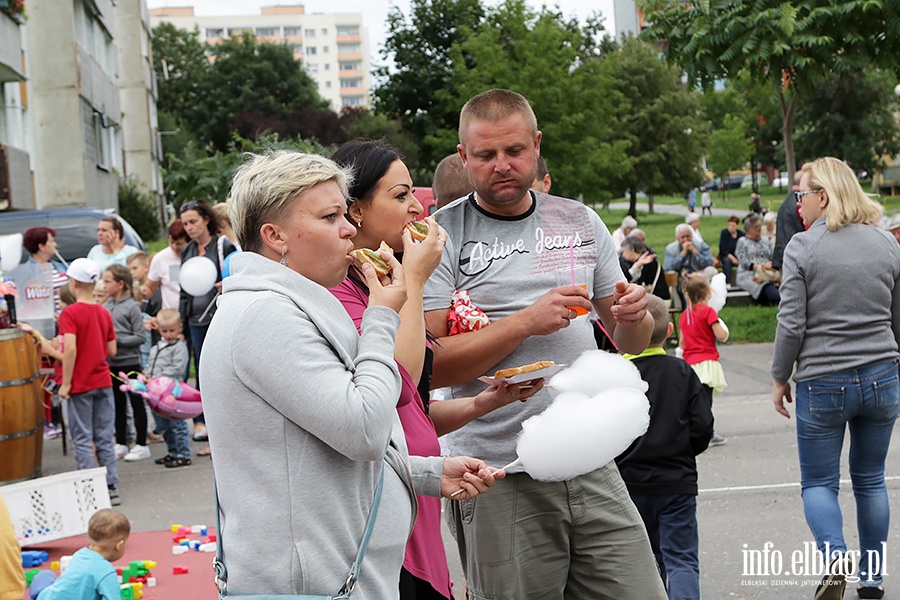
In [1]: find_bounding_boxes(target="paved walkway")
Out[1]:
[608,200,754,218]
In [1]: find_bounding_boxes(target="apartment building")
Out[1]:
[614,0,649,39]
[149,5,370,111]
[0,4,32,209]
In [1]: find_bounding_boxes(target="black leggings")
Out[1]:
[399,567,446,600]
[112,364,147,446]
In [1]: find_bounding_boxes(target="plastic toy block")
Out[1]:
[179,539,191,547]
[128,576,147,583]
[170,523,183,533]
[51,561,59,571]
[60,555,73,572]
[21,550,49,567]
[173,565,189,574]
[141,560,157,569]
[206,534,217,542]
[172,535,186,543]
[24,569,43,586]
[199,542,216,553]
[190,524,203,533]
[189,540,202,550]
[177,527,191,536]
[146,577,157,587]
[120,584,134,600]
[172,545,188,555]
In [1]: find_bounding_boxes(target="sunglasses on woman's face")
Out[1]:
[794,189,822,202]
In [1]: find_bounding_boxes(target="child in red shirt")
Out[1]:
[58,259,120,505]
[679,273,729,446]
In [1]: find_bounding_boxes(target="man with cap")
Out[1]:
[59,258,121,505]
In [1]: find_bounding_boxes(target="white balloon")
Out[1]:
[179,256,217,296]
[0,234,23,271]
[708,272,728,313]
[547,350,648,398]
[516,387,650,482]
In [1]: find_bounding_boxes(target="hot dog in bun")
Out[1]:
[351,241,394,277]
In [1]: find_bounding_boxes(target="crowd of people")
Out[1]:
[2,87,899,600]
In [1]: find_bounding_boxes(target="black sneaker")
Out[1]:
[165,457,192,468]
[108,485,121,507]
[155,454,175,465]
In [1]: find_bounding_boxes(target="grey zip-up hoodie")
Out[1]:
[103,295,144,368]
[200,252,442,598]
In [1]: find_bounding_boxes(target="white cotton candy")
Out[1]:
[0,234,22,271]
[547,350,648,398]
[709,272,728,313]
[516,387,650,482]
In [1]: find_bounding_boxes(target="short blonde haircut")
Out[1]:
[801,157,882,231]
[229,151,352,253]
[88,509,130,546]
[156,308,181,328]
[126,251,148,266]
[459,89,538,146]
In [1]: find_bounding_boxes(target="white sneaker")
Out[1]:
[115,444,129,460]
[124,445,151,462]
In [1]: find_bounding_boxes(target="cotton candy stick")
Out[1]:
[449,459,521,497]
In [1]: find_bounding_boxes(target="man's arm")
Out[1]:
[425,285,592,389]
[592,282,653,355]
[696,243,714,269]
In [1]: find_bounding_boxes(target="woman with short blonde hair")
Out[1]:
[800,157,882,231]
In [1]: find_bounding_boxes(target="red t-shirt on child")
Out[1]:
[680,303,720,364]
[58,302,115,394]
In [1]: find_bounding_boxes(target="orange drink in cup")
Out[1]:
[554,267,592,316]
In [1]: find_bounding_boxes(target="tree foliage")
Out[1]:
[599,38,708,213]
[637,0,900,181]
[707,114,753,198]
[373,0,486,168]
[118,178,161,241]
[794,69,900,174]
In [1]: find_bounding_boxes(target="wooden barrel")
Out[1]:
[0,327,44,485]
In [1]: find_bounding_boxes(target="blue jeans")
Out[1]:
[67,387,118,486]
[153,414,191,459]
[630,494,700,600]
[189,324,208,424]
[796,359,899,587]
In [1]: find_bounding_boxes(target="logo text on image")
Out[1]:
[742,541,888,584]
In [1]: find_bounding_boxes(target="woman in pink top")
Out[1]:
[330,140,543,599]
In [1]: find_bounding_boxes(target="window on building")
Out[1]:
[306,46,317,55]
[338,43,361,54]
[336,25,359,36]
[340,78,362,88]
[293,43,304,53]
[305,28,316,37]
[93,112,118,171]
[256,27,276,36]
[324,63,330,71]
[325,81,332,88]
[321,28,328,35]
[229,28,252,37]
[343,96,365,107]
[306,63,319,73]
[206,28,224,38]
[340,61,361,71]
[323,46,329,53]
[284,27,301,36]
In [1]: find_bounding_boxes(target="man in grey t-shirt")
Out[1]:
[423,89,665,599]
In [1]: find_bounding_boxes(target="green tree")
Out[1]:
[200,34,330,151]
[707,115,753,199]
[373,0,486,168]
[118,178,161,241]
[448,1,629,201]
[152,23,209,127]
[637,0,900,183]
[599,39,708,215]
[794,69,900,174]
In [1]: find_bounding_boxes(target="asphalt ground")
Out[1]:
[28,342,900,598]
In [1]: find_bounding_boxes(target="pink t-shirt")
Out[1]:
[330,277,452,599]
[147,246,182,309]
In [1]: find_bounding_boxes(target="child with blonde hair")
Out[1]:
[28,509,130,599]
[147,309,192,468]
[679,273,729,446]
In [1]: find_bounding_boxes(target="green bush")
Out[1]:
[118,177,161,242]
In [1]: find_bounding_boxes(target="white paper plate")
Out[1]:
[478,364,567,386]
